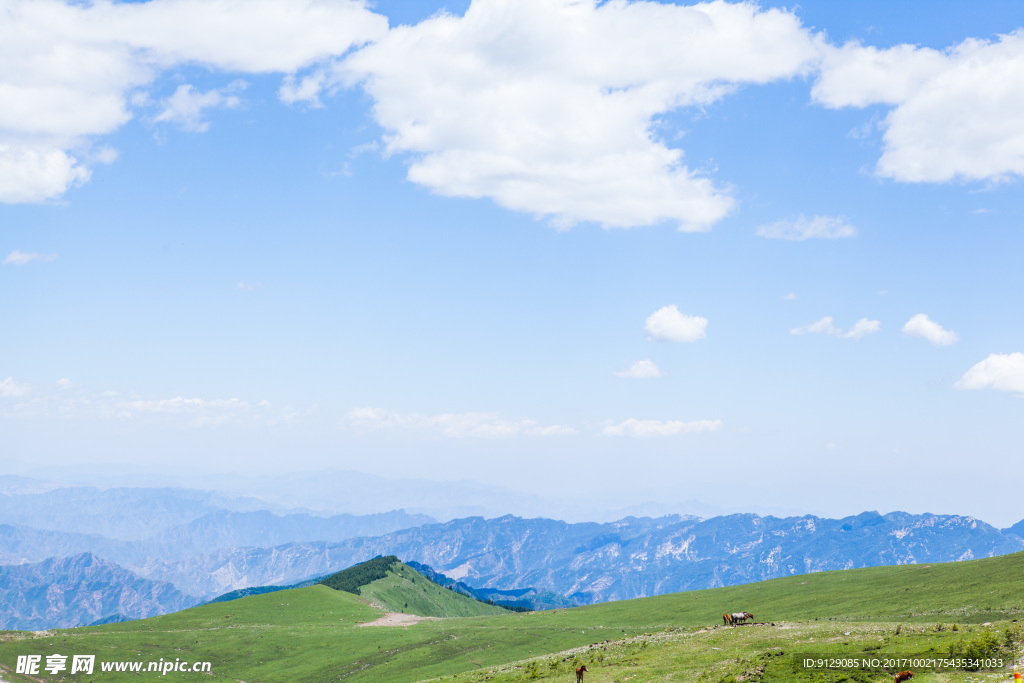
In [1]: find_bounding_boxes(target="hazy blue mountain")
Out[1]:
[0,553,201,630]
[139,509,435,561]
[0,509,435,565]
[1002,519,1024,538]
[134,511,1024,600]
[0,486,268,540]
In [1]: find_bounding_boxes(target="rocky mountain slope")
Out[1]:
[136,510,1024,601]
[0,553,201,630]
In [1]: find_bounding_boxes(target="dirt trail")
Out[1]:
[358,613,439,627]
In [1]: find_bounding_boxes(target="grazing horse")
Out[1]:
[576,664,589,682]
[723,613,732,626]
[894,672,913,683]
[730,612,753,624]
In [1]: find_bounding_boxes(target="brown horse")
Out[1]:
[722,613,732,626]
[894,672,913,683]
[576,664,589,682]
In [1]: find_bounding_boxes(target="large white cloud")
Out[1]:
[902,313,958,347]
[330,0,820,230]
[0,0,388,202]
[955,353,1024,395]
[603,418,722,437]
[645,305,708,343]
[814,32,1024,183]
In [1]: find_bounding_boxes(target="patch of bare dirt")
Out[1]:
[358,612,439,627]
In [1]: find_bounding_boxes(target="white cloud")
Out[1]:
[0,144,90,203]
[3,249,58,265]
[902,313,958,346]
[0,0,388,202]
[56,378,73,389]
[781,292,797,300]
[645,305,707,343]
[790,316,880,340]
[153,81,245,132]
[614,359,663,379]
[234,281,263,292]
[331,0,820,231]
[955,353,1024,395]
[0,377,30,397]
[603,418,723,437]
[756,215,857,240]
[814,32,1024,183]
[345,407,576,439]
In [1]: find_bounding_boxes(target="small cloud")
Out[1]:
[781,292,797,300]
[614,360,663,379]
[645,305,707,343]
[955,352,1024,395]
[92,147,119,165]
[826,442,837,450]
[972,208,994,215]
[3,249,58,266]
[0,377,30,397]
[902,313,958,346]
[56,378,73,390]
[756,215,857,241]
[878,290,888,296]
[603,418,723,437]
[790,316,880,340]
[235,281,263,292]
[154,81,247,133]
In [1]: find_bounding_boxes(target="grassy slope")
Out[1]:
[357,562,507,618]
[0,552,1021,682]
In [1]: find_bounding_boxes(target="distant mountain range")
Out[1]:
[129,510,1024,601]
[0,553,201,630]
[3,477,1024,630]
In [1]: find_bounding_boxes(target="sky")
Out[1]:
[2,0,1023,526]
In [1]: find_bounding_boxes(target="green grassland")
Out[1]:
[0,552,1022,682]
[356,562,508,617]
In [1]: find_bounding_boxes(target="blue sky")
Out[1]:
[2,0,1023,525]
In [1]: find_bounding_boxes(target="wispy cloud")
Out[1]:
[756,215,857,241]
[0,377,30,397]
[781,292,797,300]
[154,81,247,133]
[645,305,707,343]
[902,313,958,346]
[603,418,723,437]
[790,316,880,340]
[614,360,663,379]
[0,378,296,427]
[235,281,263,292]
[3,250,58,266]
[345,407,576,439]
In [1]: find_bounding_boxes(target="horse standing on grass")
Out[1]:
[894,672,913,683]
[576,664,588,682]
[730,612,753,624]
[722,613,732,626]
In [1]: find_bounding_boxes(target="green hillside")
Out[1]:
[354,561,507,618]
[0,552,1021,682]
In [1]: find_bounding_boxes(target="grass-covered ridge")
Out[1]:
[319,554,401,593]
[0,551,1021,682]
